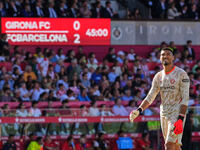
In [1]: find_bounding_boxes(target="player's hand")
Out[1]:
[173,119,183,135]
[129,110,139,122]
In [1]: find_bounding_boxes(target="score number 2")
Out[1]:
[73,21,80,44]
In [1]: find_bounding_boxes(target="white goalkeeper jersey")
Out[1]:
[144,66,190,117]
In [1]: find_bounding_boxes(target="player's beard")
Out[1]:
[163,60,169,66]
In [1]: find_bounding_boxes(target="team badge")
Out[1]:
[170,79,175,84]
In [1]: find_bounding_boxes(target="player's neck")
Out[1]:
[163,64,175,74]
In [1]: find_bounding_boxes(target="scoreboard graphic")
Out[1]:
[1,18,111,45]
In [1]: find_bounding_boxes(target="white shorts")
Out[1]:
[160,115,185,146]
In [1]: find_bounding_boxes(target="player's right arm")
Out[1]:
[129,73,160,122]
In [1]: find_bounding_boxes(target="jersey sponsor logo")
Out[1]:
[170,79,175,84]
[160,86,175,90]
[182,79,189,82]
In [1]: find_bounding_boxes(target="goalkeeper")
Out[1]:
[130,47,190,150]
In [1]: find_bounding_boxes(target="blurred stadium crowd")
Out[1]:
[0,29,200,148]
[0,0,200,20]
[0,34,199,104]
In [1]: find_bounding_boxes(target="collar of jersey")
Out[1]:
[165,66,176,75]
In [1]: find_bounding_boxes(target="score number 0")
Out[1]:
[73,21,80,44]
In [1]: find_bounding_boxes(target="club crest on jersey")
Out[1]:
[170,79,175,84]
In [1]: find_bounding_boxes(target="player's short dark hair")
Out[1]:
[161,47,174,55]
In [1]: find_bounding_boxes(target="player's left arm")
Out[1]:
[174,72,190,135]
[179,72,190,116]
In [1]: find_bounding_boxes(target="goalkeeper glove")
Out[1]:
[173,115,184,135]
[129,108,142,122]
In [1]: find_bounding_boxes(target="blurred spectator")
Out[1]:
[108,67,117,83]
[0,2,6,17]
[100,104,114,116]
[93,132,109,150]
[55,48,66,62]
[56,83,66,99]
[47,64,57,80]
[64,89,77,101]
[87,55,98,70]
[79,0,92,18]
[192,60,200,73]
[30,82,45,101]
[89,101,99,116]
[44,135,59,150]
[0,87,13,102]
[29,101,41,117]
[152,0,168,19]
[132,8,142,19]
[22,4,33,17]
[102,0,118,18]
[15,102,28,135]
[2,135,16,150]
[19,82,30,101]
[91,1,103,18]
[188,4,198,20]
[47,90,57,101]
[180,5,188,19]
[176,0,186,12]
[69,80,80,97]
[12,59,23,74]
[62,135,79,150]
[135,132,151,150]
[126,100,137,114]
[45,1,57,18]
[123,79,134,95]
[89,101,101,134]
[12,89,22,101]
[79,134,92,149]
[57,1,68,17]
[184,40,196,59]
[121,89,133,101]
[32,1,44,17]
[112,61,122,76]
[91,67,102,84]
[105,47,117,63]
[27,136,43,150]
[24,133,35,150]
[0,34,10,59]
[12,67,21,81]
[1,104,12,136]
[90,84,101,100]
[16,102,28,117]
[67,59,82,81]
[81,72,91,88]
[77,88,91,101]
[88,52,98,64]
[120,73,128,88]
[59,100,71,135]
[112,98,128,116]
[66,2,79,18]
[7,0,20,17]
[0,74,14,91]
[76,46,87,60]
[127,48,136,62]
[116,51,125,64]
[167,2,181,19]
[39,92,49,101]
